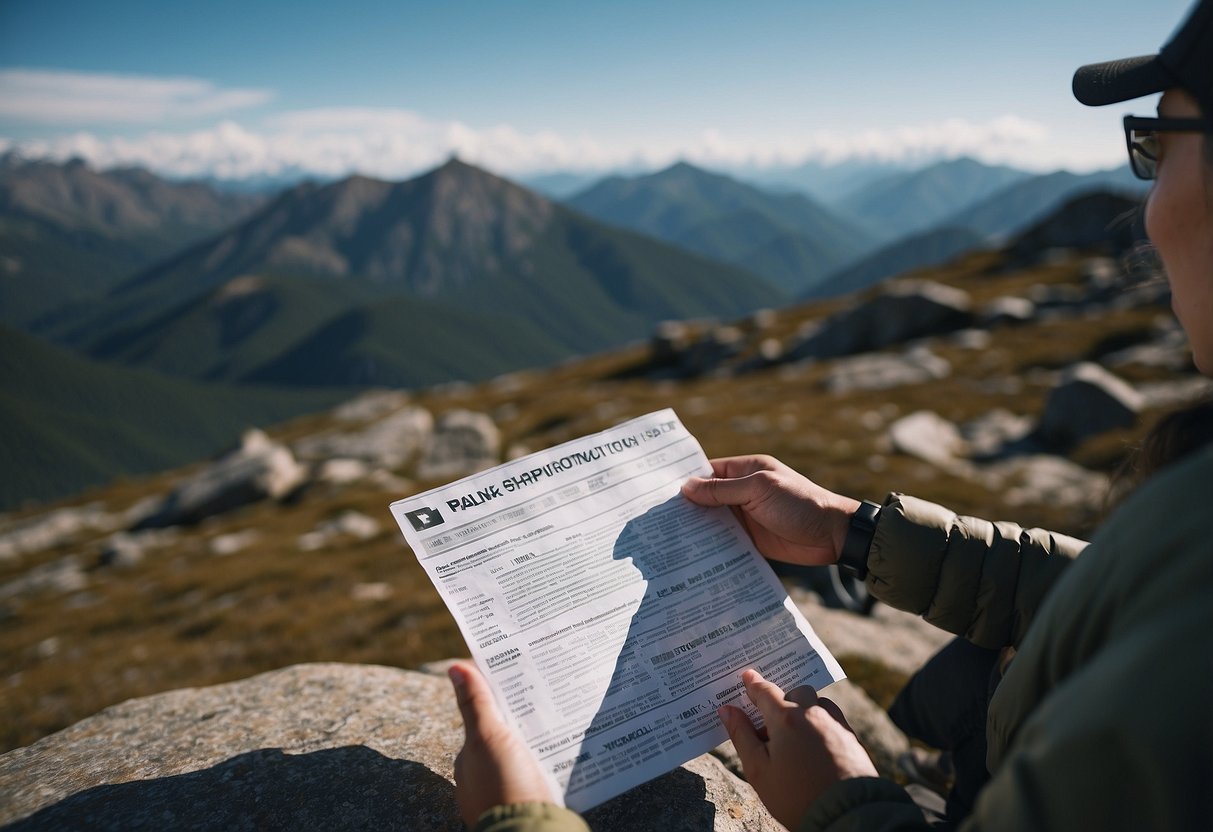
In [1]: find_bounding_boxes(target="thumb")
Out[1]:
[682,474,759,508]
[449,661,502,739]
[719,705,768,773]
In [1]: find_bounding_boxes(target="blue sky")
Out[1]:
[0,0,1194,180]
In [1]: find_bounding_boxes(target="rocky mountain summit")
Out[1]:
[1,191,1208,824]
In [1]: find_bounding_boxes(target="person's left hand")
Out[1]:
[448,661,556,827]
[718,669,878,830]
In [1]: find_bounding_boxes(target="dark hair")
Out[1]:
[1108,399,1213,506]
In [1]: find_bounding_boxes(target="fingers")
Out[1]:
[741,668,797,725]
[718,704,767,769]
[449,661,502,739]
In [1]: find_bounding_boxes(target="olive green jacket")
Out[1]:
[474,446,1213,832]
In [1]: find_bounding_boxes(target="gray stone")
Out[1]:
[651,324,748,378]
[651,320,694,364]
[789,588,952,679]
[1036,362,1143,447]
[294,406,434,469]
[332,390,412,423]
[136,430,307,529]
[985,455,1110,512]
[680,326,746,377]
[1136,377,1213,408]
[98,529,177,569]
[980,296,1036,326]
[0,504,114,563]
[823,347,951,393]
[960,409,1033,458]
[788,280,972,361]
[416,410,501,481]
[949,328,992,350]
[297,511,380,552]
[315,458,372,485]
[0,555,88,601]
[208,529,259,557]
[888,411,965,465]
[0,663,782,831]
[0,664,462,830]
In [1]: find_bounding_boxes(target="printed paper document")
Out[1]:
[389,409,844,811]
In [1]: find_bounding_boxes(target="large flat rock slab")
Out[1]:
[0,663,780,831]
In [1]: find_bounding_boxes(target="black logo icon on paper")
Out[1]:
[405,507,445,531]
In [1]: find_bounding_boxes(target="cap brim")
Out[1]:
[1072,54,1173,106]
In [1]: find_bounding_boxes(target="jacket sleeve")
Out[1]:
[472,803,590,832]
[797,778,929,832]
[864,494,1087,649]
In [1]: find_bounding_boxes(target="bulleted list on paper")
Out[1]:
[390,409,844,812]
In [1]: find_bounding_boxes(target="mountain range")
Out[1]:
[37,159,783,387]
[0,153,264,328]
[566,162,876,295]
[2,152,1152,509]
[561,157,1146,298]
[835,157,1032,240]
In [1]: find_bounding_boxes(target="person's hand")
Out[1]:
[718,669,878,830]
[448,661,556,827]
[681,455,861,567]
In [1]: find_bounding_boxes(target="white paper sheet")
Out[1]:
[389,409,844,812]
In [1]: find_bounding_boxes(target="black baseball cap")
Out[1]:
[1072,0,1213,116]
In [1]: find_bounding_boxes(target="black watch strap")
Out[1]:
[838,500,881,579]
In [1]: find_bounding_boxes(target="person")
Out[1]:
[445,2,1213,829]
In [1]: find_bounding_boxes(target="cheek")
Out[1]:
[1145,170,1204,279]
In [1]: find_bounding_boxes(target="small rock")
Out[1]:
[0,504,114,563]
[888,411,966,465]
[788,280,972,361]
[209,530,259,557]
[980,296,1036,326]
[986,455,1110,512]
[137,430,307,529]
[294,406,434,469]
[316,458,372,485]
[950,328,993,350]
[0,556,88,600]
[297,511,381,552]
[329,511,380,540]
[961,409,1034,458]
[824,347,951,393]
[416,411,500,481]
[1036,362,1143,447]
[332,391,412,423]
[350,582,393,602]
[98,534,146,569]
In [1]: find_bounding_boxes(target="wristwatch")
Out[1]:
[837,500,881,579]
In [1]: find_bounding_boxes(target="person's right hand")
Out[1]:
[719,669,878,829]
[681,455,861,567]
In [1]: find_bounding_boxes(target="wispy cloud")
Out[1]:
[2,103,1110,180]
[0,69,272,124]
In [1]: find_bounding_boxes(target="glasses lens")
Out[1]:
[1129,129,1158,180]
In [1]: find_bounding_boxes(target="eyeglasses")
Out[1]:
[1123,115,1213,180]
